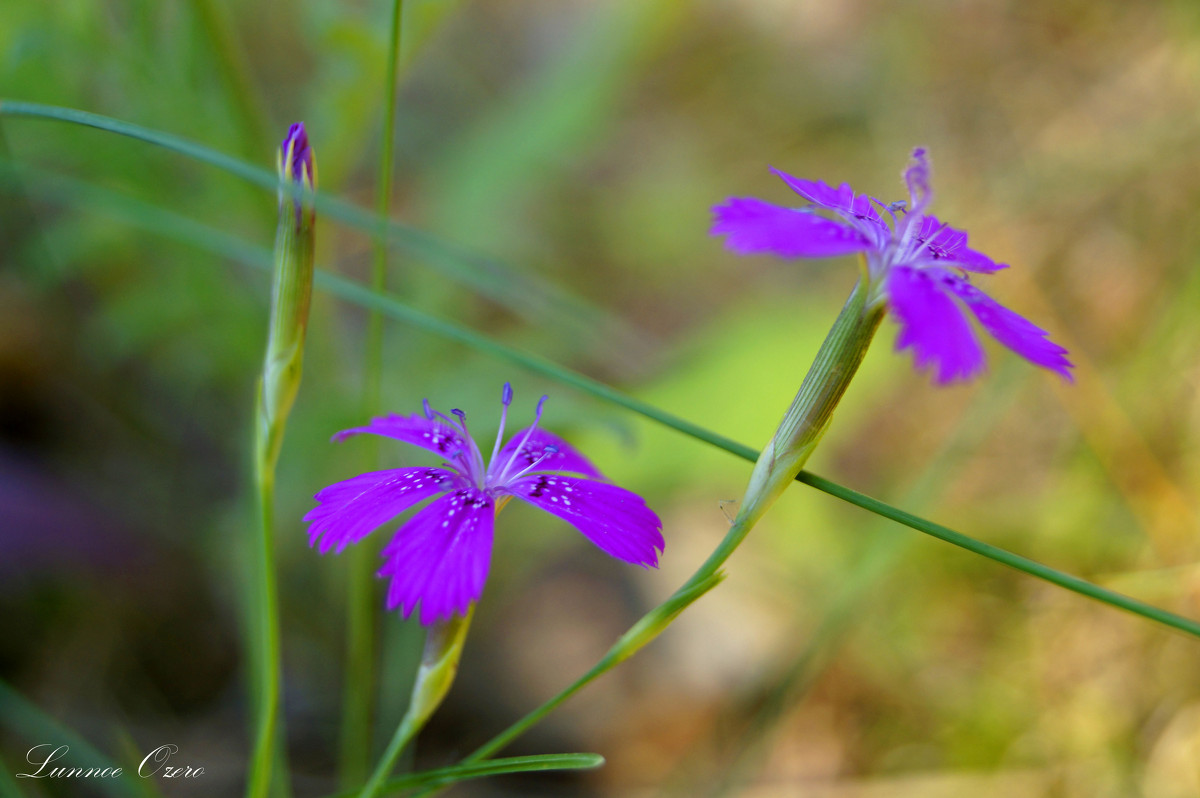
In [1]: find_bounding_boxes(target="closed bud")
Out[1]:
[258,123,317,477]
[277,122,316,225]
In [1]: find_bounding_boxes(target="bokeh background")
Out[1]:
[3,0,1200,795]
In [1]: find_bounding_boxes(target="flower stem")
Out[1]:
[357,610,473,798]
[421,281,884,785]
[367,0,405,398]
[340,0,407,786]
[247,443,283,798]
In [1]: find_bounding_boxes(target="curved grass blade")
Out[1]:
[0,99,645,360]
[0,679,149,798]
[321,753,603,798]
[11,164,1200,641]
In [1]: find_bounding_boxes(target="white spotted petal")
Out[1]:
[304,467,458,555]
[377,489,494,625]
[504,474,664,567]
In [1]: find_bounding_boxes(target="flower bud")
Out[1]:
[257,123,317,476]
[277,122,316,224]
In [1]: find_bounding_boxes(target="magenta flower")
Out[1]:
[305,385,665,625]
[711,149,1072,383]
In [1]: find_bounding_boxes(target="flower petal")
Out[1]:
[944,277,1074,380]
[332,413,467,459]
[887,266,985,383]
[494,426,603,479]
[770,168,889,245]
[506,475,664,567]
[769,169,855,211]
[378,489,494,625]
[304,467,457,555]
[710,197,871,258]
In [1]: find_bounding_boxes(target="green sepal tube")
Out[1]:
[736,266,885,528]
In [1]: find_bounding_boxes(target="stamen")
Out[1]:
[489,383,513,468]
[449,408,489,486]
[492,395,550,484]
[428,406,460,430]
[504,445,559,484]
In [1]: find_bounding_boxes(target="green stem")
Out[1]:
[340,541,376,788]
[247,443,283,798]
[367,0,406,403]
[341,1,407,787]
[434,549,731,782]
[358,611,473,798]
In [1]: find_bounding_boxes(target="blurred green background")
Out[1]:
[3,0,1200,795]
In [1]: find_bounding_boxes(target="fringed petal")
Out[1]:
[507,475,664,567]
[331,413,467,459]
[378,489,494,625]
[305,467,457,555]
[887,266,985,383]
[710,197,871,258]
[945,277,1074,380]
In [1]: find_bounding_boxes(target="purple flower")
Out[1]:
[305,385,665,625]
[711,149,1073,383]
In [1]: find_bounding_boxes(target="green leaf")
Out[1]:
[324,753,604,798]
[0,99,640,357]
